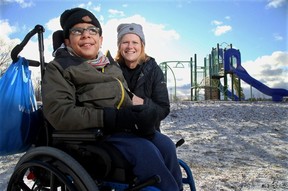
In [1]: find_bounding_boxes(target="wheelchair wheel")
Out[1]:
[7,146,99,191]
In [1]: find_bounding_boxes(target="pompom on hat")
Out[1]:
[117,23,145,45]
[60,7,102,39]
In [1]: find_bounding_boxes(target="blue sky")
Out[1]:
[1,0,287,99]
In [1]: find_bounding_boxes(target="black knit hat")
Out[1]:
[60,7,102,39]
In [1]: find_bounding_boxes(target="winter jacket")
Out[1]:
[42,49,132,130]
[119,57,170,131]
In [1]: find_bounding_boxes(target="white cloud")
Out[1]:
[108,9,125,17]
[266,0,286,8]
[2,0,34,8]
[211,18,232,36]
[45,17,61,32]
[225,16,231,20]
[211,20,222,25]
[93,5,101,12]
[78,2,101,13]
[242,51,288,89]
[0,20,17,40]
[213,25,232,36]
[0,20,20,66]
[273,33,284,41]
[101,14,190,64]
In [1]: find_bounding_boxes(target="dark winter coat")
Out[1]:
[119,57,170,131]
[42,49,132,130]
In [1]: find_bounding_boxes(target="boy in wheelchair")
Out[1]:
[42,7,183,191]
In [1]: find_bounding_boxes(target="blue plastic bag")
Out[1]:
[0,57,37,155]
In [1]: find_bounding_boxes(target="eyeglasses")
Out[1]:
[69,26,100,36]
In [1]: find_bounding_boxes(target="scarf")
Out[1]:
[62,45,110,69]
[85,51,110,69]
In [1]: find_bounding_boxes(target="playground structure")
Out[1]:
[160,43,288,102]
[206,43,245,101]
[159,55,205,101]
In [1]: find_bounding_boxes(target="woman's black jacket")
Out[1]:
[120,57,170,131]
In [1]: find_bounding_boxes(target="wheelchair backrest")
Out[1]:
[52,30,64,52]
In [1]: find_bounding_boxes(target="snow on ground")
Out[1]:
[163,101,288,191]
[1,101,288,191]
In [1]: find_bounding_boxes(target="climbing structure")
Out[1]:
[159,43,287,102]
[205,43,244,101]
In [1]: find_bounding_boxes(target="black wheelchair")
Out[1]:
[7,25,196,191]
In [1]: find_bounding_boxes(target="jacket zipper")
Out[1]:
[114,77,125,109]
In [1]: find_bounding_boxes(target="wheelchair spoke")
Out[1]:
[8,160,77,191]
[17,181,32,191]
[49,172,57,191]
[7,147,99,191]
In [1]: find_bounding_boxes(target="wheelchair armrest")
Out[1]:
[52,128,104,142]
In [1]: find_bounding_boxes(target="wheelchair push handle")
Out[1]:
[11,24,46,78]
[11,25,45,63]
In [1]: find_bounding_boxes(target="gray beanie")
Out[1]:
[117,23,145,45]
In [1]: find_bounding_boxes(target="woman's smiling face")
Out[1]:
[119,33,142,69]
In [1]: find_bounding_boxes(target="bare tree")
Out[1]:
[0,37,16,77]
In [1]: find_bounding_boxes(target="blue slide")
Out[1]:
[218,82,241,101]
[224,49,288,102]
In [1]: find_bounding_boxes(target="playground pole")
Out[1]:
[238,78,242,100]
[223,70,228,100]
[208,54,213,100]
[217,43,228,100]
[194,54,197,101]
[159,62,177,101]
[166,64,177,100]
[204,57,208,99]
[213,45,220,100]
[250,86,253,100]
[229,44,235,101]
[190,57,193,101]
[230,46,235,100]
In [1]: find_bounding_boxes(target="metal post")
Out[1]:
[190,57,193,101]
[194,54,197,101]
[220,44,227,101]
[204,57,207,100]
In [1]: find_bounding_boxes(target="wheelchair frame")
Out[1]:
[7,25,196,191]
